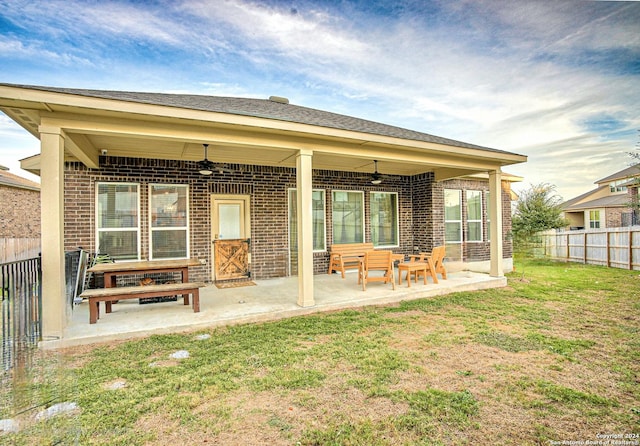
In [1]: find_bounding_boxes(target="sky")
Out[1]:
[1,0,639,201]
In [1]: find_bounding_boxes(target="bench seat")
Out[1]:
[328,243,375,278]
[80,282,206,324]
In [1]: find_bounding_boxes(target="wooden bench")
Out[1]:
[80,282,206,324]
[328,243,375,278]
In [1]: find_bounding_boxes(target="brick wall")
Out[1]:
[0,185,41,237]
[63,157,514,281]
[605,207,624,228]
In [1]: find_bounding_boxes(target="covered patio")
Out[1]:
[55,269,505,348]
[0,83,527,346]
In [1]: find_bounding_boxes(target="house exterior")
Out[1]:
[0,83,527,340]
[561,165,640,230]
[0,165,41,238]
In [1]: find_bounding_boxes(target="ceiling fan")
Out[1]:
[197,144,234,175]
[369,160,384,184]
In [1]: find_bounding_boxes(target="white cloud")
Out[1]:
[1,0,638,199]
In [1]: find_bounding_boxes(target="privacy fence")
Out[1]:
[0,237,41,263]
[540,227,640,271]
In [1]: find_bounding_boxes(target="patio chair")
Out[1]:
[407,246,447,283]
[413,245,447,282]
[431,246,448,280]
[358,250,396,291]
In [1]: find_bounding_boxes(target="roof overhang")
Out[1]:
[0,84,527,180]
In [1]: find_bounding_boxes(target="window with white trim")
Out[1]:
[332,191,364,244]
[588,210,601,229]
[149,184,189,260]
[485,191,491,241]
[466,190,483,242]
[609,180,627,193]
[444,189,462,243]
[288,189,326,252]
[370,192,399,247]
[96,182,140,260]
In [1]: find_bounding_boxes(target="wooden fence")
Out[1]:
[540,228,640,270]
[0,238,41,264]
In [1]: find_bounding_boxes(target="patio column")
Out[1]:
[489,169,504,277]
[39,126,67,340]
[296,149,315,307]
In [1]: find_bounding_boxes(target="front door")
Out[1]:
[211,195,251,281]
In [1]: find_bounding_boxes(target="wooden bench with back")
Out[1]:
[327,242,375,278]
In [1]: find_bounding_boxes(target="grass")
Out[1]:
[2,259,640,445]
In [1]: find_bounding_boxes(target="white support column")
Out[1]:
[489,169,504,277]
[296,149,315,307]
[39,126,67,339]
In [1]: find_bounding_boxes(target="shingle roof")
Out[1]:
[3,83,520,156]
[0,166,40,191]
[560,185,606,209]
[562,192,629,211]
[596,164,640,184]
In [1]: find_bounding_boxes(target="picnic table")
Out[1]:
[82,258,204,324]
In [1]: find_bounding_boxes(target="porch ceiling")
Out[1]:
[57,133,497,177]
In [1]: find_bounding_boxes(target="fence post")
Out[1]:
[583,232,587,264]
[630,229,634,270]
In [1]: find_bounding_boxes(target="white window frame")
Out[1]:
[444,189,463,244]
[485,191,491,242]
[96,182,141,261]
[148,184,190,260]
[370,191,399,248]
[288,188,327,253]
[466,190,483,242]
[587,209,602,229]
[609,180,627,193]
[331,190,365,244]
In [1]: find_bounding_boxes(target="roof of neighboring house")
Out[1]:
[596,164,640,184]
[1,83,519,157]
[0,166,40,191]
[562,189,629,211]
[561,185,606,209]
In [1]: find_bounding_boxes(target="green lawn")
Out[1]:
[3,260,640,445]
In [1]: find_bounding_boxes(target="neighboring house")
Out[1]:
[0,83,527,340]
[561,165,640,229]
[0,164,41,237]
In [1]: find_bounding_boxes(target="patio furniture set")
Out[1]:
[328,243,447,291]
[79,246,446,324]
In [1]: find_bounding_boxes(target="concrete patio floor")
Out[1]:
[51,270,506,348]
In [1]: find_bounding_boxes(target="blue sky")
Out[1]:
[1,0,639,200]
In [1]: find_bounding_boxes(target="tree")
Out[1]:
[512,183,567,237]
[511,183,568,277]
[626,130,640,223]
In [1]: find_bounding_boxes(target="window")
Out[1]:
[150,184,189,259]
[370,192,399,247]
[485,191,491,241]
[609,180,627,193]
[466,190,482,242]
[332,191,364,244]
[96,183,140,260]
[589,210,601,229]
[444,189,462,243]
[288,189,326,252]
